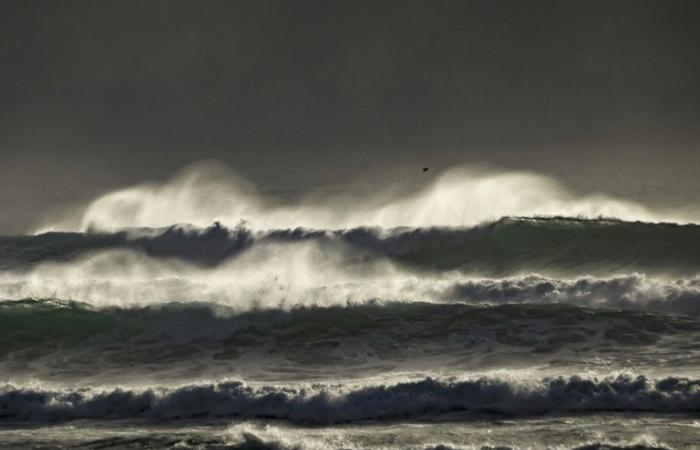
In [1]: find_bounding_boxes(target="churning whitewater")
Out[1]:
[2,165,700,449]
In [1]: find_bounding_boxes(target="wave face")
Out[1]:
[1,374,699,424]
[4,217,700,276]
[1,300,699,383]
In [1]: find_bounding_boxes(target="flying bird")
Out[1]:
[422,167,429,173]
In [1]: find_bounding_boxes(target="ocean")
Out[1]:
[1,216,699,449]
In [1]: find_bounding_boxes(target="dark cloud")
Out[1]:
[1,0,699,232]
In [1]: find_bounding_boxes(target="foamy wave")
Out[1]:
[194,431,673,450]
[37,162,692,233]
[2,249,700,314]
[447,274,700,315]
[8,216,700,278]
[2,374,699,424]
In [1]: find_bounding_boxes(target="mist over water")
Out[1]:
[37,162,693,233]
[3,247,700,315]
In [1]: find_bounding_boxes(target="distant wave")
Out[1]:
[39,162,691,233]
[4,217,700,277]
[1,374,699,424]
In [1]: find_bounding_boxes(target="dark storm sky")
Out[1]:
[1,0,699,232]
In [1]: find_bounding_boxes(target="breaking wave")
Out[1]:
[7,217,700,276]
[38,162,692,233]
[1,374,699,424]
[5,430,671,450]
[172,431,674,450]
[2,259,700,315]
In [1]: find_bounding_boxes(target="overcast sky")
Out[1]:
[1,0,699,232]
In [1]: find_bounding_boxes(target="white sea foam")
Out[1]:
[2,241,700,314]
[1,374,699,424]
[37,162,693,233]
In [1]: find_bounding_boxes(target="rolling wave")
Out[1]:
[1,259,700,314]
[0,428,674,450]
[1,374,699,424]
[107,431,673,450]
[222,433,674,450]
[4,217,700,276]
[1,300,699,382]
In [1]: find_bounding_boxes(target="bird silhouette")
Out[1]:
[422,167,429,173]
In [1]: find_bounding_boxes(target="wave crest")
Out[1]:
[38,162,689,233]
[2,374,699,424]
[9,217,700,277]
